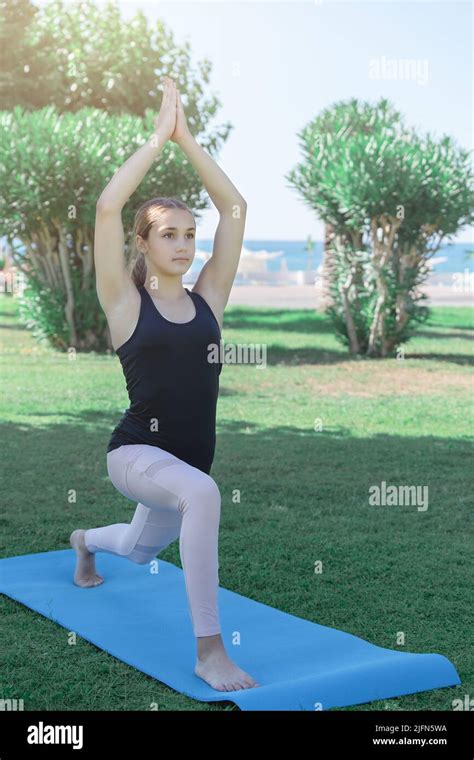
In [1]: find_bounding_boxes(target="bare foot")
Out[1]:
[195,648,260,692]
[70,529,104,588]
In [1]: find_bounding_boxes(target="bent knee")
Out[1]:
[194,473,221,503]
[123,547,158,565]
[179,472,221,512]
[118,535,160,563]
[132,554,156,566]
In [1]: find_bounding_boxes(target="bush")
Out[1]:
[286,98,474,356]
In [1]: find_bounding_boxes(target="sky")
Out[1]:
[46,0,474,243]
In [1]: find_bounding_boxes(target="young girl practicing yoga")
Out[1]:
[70,76,259,692]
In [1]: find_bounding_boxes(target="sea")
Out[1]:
[191,240,473,275]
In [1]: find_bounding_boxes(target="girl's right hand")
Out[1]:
[153,77,177,141]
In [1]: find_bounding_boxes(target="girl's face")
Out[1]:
[138,208,196,276]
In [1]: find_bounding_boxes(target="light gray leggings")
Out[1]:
[84,443,221,638]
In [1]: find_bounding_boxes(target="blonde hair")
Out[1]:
[129,197,195,287]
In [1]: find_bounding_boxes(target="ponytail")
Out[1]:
[130,249,147,288]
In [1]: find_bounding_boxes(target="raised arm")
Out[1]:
[94,77,177,313]
[170,84,247,315]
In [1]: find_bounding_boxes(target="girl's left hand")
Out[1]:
[170,87,192,144]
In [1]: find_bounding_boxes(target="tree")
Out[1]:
[286,98,474,356]
[0,0,59,109]
[0,0,225,133]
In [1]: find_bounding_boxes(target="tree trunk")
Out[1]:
[57,223,78,347]
[339,270,360,354]
[318,222,336,312]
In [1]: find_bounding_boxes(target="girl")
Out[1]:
[70,77,258,693]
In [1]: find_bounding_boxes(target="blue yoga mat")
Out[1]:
[0,549,460,710]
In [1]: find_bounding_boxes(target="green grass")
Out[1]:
[0,294,472,711]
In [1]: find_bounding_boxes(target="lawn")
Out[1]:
[0,293,472,711]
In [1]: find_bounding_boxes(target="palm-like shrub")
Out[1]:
[286,98,474,356]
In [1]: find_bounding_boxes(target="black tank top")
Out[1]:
[107,284,222,474]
